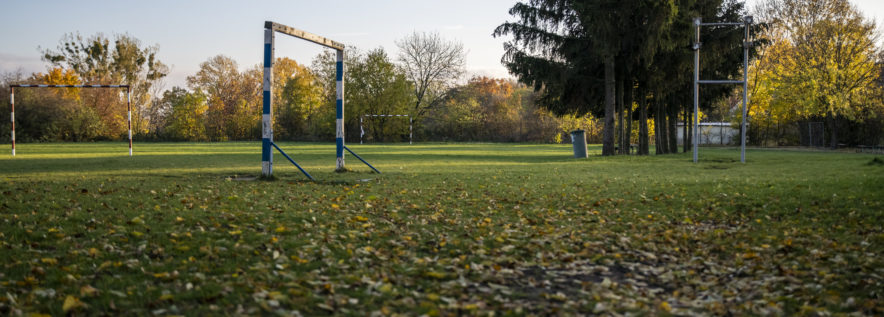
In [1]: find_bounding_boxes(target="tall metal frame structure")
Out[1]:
[692,16,753,163]
[263,21,377,179]
[360,114,412,145]
[9,84,132,156]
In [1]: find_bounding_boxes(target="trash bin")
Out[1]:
[570,129,587,158]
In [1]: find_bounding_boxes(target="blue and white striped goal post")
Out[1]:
[263,21,378,179]
[9,84,132,157]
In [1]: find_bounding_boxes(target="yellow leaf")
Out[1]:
[40,258,57,265]
[660,301,672,312]
[88,248,99,257]
[159,293,174,301]
[97,261,112,271]
[425,271,446,279]
[62,295,85,312]
[80,285,99,297]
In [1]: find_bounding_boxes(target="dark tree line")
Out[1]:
[495,0,762,155]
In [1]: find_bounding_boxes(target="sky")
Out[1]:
[0,0,518,89]
[1,0,883,90]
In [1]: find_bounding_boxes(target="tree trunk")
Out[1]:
[655,99,667,154]
[668,103,678,153]
[617,77,625,154]
[827,112,838,149]
[602,56,616,156]
[639,87,649,155]
[625,81,633,154]
[682,105,689,152]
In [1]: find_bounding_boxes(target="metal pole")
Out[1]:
[127,86,132,157]
[693,18,701,163]
[360,116,363,144]
[741,16,752,163]
[10,87,14,156]
[335,49,346,171]
[409,117,413,145]
[262,28,274,177]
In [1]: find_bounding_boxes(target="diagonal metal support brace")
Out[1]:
[343,146,380,173]
[270,142,315,181]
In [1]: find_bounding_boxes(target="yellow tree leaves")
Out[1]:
[39,68,81,100]
[274,58,325,139]
[750,0,882,122]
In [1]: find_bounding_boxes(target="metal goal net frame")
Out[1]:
[263,21,379,179]
[8,84,132,156]
[360,114,413,145]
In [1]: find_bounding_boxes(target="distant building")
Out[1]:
[676,122,743,145]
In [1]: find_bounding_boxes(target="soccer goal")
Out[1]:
[360,114,412,145]
[262,21,379,179]
[692,16,753,163]
[9,84,132,156]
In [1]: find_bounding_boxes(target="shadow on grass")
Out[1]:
[1,150,587,177]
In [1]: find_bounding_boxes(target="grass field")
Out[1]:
[1,142,882,315]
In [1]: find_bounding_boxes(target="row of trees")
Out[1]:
[495,0,759,156]
[5,0,879,149]
[1,32,615,145]
[495,0,884,153]
[742,0,884,147]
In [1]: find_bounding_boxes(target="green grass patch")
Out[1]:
[1,142,882,315]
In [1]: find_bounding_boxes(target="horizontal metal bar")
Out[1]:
[10,84,128,88]
[698,80,745,84]
[699,22,745,27]
[364,114,409,117]
[265,21,344,51]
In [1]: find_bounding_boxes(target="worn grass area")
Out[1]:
[0,142,882,315]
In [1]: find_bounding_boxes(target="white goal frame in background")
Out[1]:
[360,114,412,145]
[9,84,132,156]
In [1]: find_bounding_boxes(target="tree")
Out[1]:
[42,33,168,138]
[641,0,752,154]
[162,87,208,141]
[495,0,677,156]
[752,0,881,147]
[348,48,413,142]
[187,55,259,140]
[275,59,324,140]
[396,32,465,118]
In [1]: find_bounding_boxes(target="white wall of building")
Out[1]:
[676,122,742,145]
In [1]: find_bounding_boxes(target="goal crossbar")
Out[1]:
[9,84,132,156]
